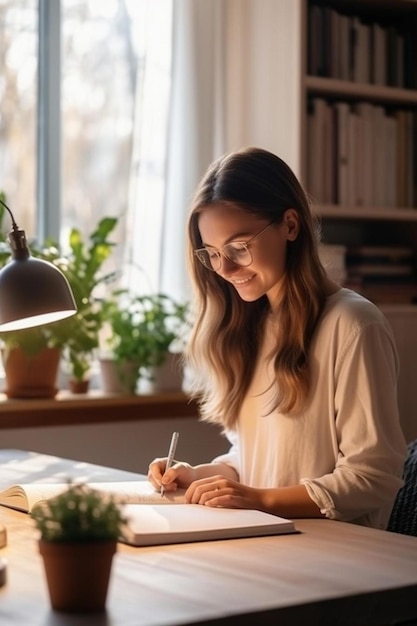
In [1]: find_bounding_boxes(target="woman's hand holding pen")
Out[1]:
[147,458,197,493]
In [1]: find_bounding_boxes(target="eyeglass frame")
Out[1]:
[193,221,275,272]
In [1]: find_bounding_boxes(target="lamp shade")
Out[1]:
[0,256,77,332]
[0,197,77,332]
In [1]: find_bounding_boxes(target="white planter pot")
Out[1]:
[139,353,183,393]
[99,358,139,394]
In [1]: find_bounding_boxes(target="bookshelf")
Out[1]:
[224,0,417,440]
[304,0,417,307]
[304,0,417,440]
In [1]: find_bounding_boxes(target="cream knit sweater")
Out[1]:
[213,288,407,529]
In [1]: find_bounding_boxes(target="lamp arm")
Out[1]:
[0,197,31,260]
[0,197,19,230]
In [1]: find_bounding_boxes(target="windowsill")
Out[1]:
[0,390,199,430]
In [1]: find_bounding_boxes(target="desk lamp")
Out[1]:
[0,198,77,331]
[0,197,77,562]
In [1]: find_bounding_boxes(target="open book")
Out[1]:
[0,481,186,513]
[0,480,297,546]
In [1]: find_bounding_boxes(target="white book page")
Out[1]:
[0,481,186,513]
[121,504,296,546]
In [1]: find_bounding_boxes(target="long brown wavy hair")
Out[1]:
[186,147,328,429]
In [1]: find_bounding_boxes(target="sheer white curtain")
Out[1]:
[124,0,174,295]
[159,0,228,301]
[126,0,228,302]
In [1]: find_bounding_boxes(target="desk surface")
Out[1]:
[0,450,416,626]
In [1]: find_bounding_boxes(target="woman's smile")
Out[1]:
[231,274,256,286]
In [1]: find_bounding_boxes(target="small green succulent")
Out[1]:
[31,482,128,543]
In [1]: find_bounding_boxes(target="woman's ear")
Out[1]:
[283,209,300,241]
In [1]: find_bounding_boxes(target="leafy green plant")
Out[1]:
[101,291,189,390]
[31,482,128,543]
[52,216,119,382]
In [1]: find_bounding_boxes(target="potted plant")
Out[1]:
[99,291,188,394]
[31,481,128,613]
[0,207,119,396]
[51,216,119,392]
[0,325,63,398]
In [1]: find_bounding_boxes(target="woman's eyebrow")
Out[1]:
[201,230,253,248]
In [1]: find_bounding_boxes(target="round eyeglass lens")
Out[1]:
[195,249,217,269]
[223,243,252,267]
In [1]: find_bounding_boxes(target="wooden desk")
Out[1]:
[0,450,416,626]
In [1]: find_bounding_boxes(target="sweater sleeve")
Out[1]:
[211,429,240,477]
[301,320,407,526]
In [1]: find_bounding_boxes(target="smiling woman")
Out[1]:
[147,146,407,531]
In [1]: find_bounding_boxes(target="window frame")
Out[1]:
[37,0,61,243]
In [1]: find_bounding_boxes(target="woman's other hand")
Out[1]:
[185,475,263,510]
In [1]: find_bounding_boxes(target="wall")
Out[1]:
[0,416,229,474]
[383,307,417,443]
[224,0,303,174]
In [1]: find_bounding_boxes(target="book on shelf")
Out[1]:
[371,22,386,86]
[308,98,332,203]
[335,101,351,205]
[384,114,398,209]
[386,26,405,88]
[352,17,371,84]
[0,480,298,546]
[338,12,351,81]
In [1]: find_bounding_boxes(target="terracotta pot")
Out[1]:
[2,347,61,399]
[38,539,117,612]
[68,378,90,394]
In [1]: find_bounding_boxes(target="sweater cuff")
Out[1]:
[300,478,341,520]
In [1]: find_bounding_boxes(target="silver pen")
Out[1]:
[161,431,179,497]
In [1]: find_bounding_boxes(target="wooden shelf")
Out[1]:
[305,75,417,106]
[316,205,417,221]
[0,390,199,430]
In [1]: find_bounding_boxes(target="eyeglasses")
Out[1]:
[194,221,274,272]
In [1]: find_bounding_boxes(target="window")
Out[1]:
[0,0,38,236]
[0,0,173,289]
